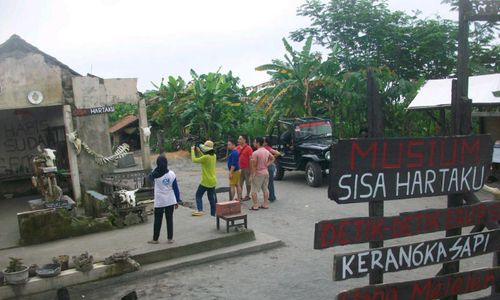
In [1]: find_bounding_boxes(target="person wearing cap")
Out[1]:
[191,140,217,216]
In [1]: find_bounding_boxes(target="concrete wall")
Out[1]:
[0,106,64,177]
[0,45,138,193]
[0,53,64,109]
[73,77,138,109]
[71,76,139,192]
[104,78,138,105]
[74,113,113,191]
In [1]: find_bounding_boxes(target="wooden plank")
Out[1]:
[337,267,500,300]
[333,229,500,281]
[328,135,493,203]
[314,200,500,249]
[472,111,500,118]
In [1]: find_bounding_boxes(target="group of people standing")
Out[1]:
[147,135,281,244]
[226,135,280,210]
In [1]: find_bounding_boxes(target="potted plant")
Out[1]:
[73,252,93,273]
[52,255,69,271]
[3,257,29,285]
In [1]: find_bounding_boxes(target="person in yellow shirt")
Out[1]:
[191,140,217,216]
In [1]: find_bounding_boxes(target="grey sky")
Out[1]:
[0,0,457,92]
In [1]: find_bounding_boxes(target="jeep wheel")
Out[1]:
[274,165,285,181]
[305,162,322,187]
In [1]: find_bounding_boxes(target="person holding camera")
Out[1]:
[191,141,217,216]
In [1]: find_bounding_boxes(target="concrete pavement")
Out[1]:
[0,203,282,299]
[72,169,499,300]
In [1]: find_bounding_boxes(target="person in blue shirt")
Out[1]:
[148,155,181,244]
[227,139,242,201]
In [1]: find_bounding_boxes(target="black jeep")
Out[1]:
[267,118,334,187]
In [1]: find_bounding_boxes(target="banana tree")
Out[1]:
[255,37,324,118]
[176,69,246,141]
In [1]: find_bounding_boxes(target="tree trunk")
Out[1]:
[304,81,311,116]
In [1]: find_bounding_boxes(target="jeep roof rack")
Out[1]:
[295,117,326,122]
[278,117,328,125]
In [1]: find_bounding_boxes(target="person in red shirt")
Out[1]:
[236,135,253,201]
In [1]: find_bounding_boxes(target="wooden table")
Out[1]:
[216,213,247,233]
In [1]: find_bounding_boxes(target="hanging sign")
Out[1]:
[72,105,115,117]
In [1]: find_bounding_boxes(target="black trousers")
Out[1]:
[153,205,175,241]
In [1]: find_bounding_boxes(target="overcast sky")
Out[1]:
[0,0,457,92]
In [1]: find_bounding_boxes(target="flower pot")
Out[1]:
[53,255,69,271]
[3,266,29,285]
[36,263,61,278]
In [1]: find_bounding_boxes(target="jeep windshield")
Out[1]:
[295,121,332,139]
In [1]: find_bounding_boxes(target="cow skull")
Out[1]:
[142,126,151,144]
[117,189,139,207]
[43,148,57,167]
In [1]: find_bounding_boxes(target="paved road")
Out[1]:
[72,159,494,300]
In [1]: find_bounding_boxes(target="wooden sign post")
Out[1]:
[317,2,500,298]
[367,69,384,285]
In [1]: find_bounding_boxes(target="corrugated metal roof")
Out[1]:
[109,115,138,133]
[408,73,500,110]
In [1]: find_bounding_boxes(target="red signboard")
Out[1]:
[315,201,500,249]
[337,267,500,300]
[328,135,493,203]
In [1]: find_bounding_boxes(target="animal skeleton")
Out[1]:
[116,189,139,207]
[66,131,82,154]
[81,142,130,166]
[67,130,130,165]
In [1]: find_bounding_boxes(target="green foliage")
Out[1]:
[6,257,24,273]
[109,103,138,124]
[291,0,498,78]
[255,37,323,118]
[145,70,248,146]
[142,0,497,144]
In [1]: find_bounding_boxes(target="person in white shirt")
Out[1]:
[148,155,181,244]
